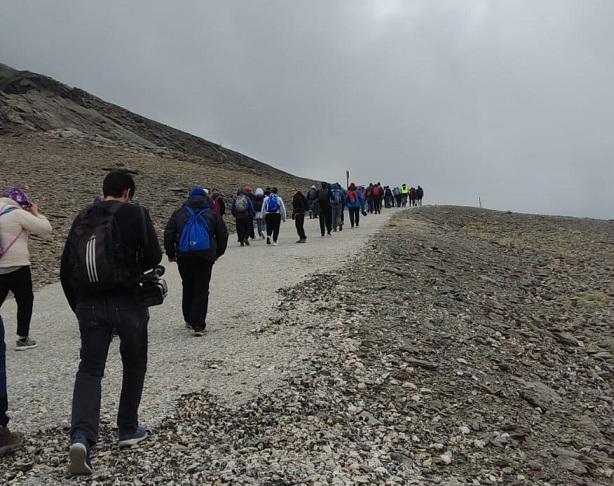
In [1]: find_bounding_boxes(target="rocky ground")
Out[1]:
[1,206,612,484]
[0,133,315,288]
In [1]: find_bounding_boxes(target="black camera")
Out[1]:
[138,265,168,307]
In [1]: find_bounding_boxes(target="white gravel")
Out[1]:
[3,210,396,434]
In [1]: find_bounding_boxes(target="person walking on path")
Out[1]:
[164,186,228,335]
[231,189,255,247]
[307,185,318,219]
[262,187,287,246]
[346,183,364,228]
[316,182,334,237]
[0,314,24,456]
[253,188,266,238]
[0,188,52,351]
[400,183,409,207]
[60,170,162,475]
[209,189,226,216]
[292,190,309,243]
[372,183,383,214]
[330,183,346,232]
[384,186,393,208]
[416,185,424,206]
[366,183,375,214]
[393,186,401,207]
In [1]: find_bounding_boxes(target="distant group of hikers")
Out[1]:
[0,171,424,473]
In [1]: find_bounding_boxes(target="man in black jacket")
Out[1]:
[60,171,162,475]
[164,187,228,336]
[316,182,334,237]
[292,190,309,243]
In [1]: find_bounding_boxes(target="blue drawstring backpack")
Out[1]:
[178,208,210,254]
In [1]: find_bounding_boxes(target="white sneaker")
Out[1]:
[272,242,278,246]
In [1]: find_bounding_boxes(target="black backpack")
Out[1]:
[67,203,136,292]
[318,189,330,205]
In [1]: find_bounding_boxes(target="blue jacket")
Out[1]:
[345,188,363,208]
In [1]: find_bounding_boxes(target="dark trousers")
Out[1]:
[319,207,332,235]
[295,213,306,240]
[349,207,360,227]
[0,266,34,337]
[265,213,282,242]
[71,296,149,447]
[235,218,252,242]
[374,198,382,213]
[0,316,7,426]
[178,258,213,329]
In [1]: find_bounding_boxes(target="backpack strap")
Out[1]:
[0,207,18,217]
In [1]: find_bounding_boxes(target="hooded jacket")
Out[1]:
[164,195,228,262]
[345,184,364,209]
[292,192,309,216]
[0,197,52,268]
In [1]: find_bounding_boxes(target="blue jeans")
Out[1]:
[70,296,149,446]
[0,315,8,427]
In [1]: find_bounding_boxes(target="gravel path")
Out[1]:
[3,210,395,434]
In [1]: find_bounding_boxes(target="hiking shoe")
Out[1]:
[272,242,278,246]
[266,237,271,245]
[245,239,250,246]
[240,241,244,247]
[15,337,37,351]
[118,426,148,448]
[0,426,24,457]
[69,438,92,475]
[193,327,205,337]
[184,322,192,330]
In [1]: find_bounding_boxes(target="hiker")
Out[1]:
[243,185,257,240]
[316,182,334,237]
[254,187,266,238]
[164,186,228,334]
[307,185,318,219]
[330,183,345,232]
[409,187,417,207]
[392,186,401,207]
[416,185,424,206]
[0,314,24,456]
[358,186,368,215]
[231,188,255,247]
[346,183,364,228]
[0,188,52,351]
[372,183,383,214]
[210,189,226,216]
[400,183,409,207]
[262,187,287,245]
[292,190,309,243]
[60,170,162,475]
[366,183,374,213]
[384,186,393,208]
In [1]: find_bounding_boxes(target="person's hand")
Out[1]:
[28,203,40,217]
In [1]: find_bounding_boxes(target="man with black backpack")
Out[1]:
[316,182,334,237]
[231,188,255,246]
[60,170,162,475]
[164,187,228,336]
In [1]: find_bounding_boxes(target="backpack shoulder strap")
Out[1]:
[0,207,18,217]
[185,206,195,216]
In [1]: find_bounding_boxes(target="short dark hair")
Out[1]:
[103,170,136,199]
[271,187,278,194]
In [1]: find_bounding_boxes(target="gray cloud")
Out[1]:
[1,0,613,218]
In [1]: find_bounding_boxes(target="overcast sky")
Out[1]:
[1,0,613,218]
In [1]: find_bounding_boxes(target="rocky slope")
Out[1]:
[0,63,316,286]
[1,207,612,484]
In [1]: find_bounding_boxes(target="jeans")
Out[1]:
[70,296,149,447]
[295,213,306,240]
[0,266,34,337]
[348,207,360,227]
[255,218,265,237]
[265,213,282,242]
[332,204,343,230]
[319,207,332,235]
[0,315,8,426]
[177,258,213,329]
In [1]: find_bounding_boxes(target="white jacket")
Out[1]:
[262,195,287,221]
[0,197,53,268]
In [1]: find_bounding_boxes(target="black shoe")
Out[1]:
[0,426,24,457]
[240,241,245,247]
[193,327,205,337]
[245,239,250,246]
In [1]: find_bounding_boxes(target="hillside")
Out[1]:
[0,63,316,286]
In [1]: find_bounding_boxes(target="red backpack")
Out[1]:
[347,190,357,203]
[372,186,382,198]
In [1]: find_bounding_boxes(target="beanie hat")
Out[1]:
[4,187,31,208]
[189,187,206,197]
